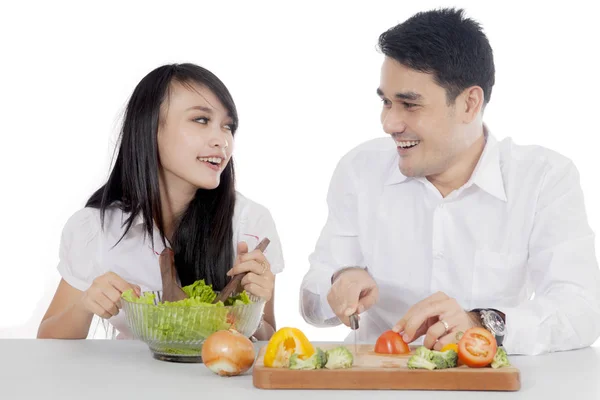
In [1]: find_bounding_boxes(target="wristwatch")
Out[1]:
[471,308,506,346]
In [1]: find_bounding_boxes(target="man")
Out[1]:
[299,8,600,356]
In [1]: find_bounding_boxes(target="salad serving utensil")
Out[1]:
[159,248,188,303]
[213,237,270,304]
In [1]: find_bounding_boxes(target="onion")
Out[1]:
[202,329,256,376]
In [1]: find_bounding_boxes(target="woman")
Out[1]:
[37,63,284,340]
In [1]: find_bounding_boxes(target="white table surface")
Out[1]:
[2,339,599,399]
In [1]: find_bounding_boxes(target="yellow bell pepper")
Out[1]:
[441,343,459,353]
[264,327,315,368]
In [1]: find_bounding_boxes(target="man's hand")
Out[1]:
[327,267,379,326]
[392,291,481,350]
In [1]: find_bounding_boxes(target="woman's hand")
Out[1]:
[227,241,274,301]
[79,272,141,319]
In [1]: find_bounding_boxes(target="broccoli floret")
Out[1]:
[289,348,328,370]
[288,353,307,370]
[491,347,511,369]
[407,355,437,370]
[414,346,433,360]
[430,349,458,369]
[408,346,457,370]
[324,346,354,369]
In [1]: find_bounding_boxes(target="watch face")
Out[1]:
[482,310,506,336]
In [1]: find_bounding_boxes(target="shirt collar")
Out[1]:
[117,207,146,228]
[128,211,171,249]
[384,152,409,186]
[469,128,507,202]
[383,126,507,202]
[132,213,145,227]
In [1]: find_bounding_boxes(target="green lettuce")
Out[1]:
[122,280,253,344]
[181,279,218,303]
[224,290,252,306]
[122,290,155,304]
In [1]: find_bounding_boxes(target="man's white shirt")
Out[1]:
[300,129,600,355]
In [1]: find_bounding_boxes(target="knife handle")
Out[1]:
[349,313,359,330]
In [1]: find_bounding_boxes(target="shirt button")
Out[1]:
[434,251,444,259]
[438,203,445,209]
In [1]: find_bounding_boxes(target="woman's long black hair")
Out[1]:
[86,63,238,290]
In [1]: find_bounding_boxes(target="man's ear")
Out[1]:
[461,85,485,123]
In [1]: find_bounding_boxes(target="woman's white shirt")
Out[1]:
[56,192,284,339]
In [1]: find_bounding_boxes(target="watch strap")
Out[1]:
[470,308,506,346]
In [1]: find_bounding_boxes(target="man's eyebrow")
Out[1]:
[377,88,423,101]
[395,91,423,101]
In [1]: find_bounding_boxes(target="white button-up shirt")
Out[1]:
[57,192,285,339]
[300,130,600,355]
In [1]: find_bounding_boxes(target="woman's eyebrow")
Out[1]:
[186,105,213,113]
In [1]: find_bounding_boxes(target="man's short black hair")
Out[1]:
[378,8,495,106]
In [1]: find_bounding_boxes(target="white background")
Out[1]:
[1,0,599,348]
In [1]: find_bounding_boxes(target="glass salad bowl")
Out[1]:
[122,286,265,363]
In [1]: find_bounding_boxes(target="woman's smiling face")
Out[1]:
[157,80,235,192]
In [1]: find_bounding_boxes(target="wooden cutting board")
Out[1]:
[252,343,520,391]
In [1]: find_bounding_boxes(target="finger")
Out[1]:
[228,260,267,277]
[393,304,422,334]
[243,282,270,300]
[241,274,273,295]
[423,320,450,349]
[237,241,249,255]
[227,242,250,277]
[393,291,449,333]
[423,308,463,348]
[405,298,460,342]
[96,311,112,319]
[431,308,476,350]
[231,250,269,277]
[327,277,365,326]
[101,293,120,317]
[392,301,427,333]
[357,285,379,313]
[401,300,448,342]
[334,281,364,317]
[395,319,430,344]
[103,285,124,306]
[96,293,119,317]
[87,301,112,319]
[106,272,137,294]
[427,291,450,303]
[239,249,267,264]
[402,302,446,341]
[241,272,271,286]
[413,319,436,343]
[432,332,458,351]
[228,260,256,276]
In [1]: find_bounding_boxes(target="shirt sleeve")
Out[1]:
[56,208,102,292]
[237,201,285,276]
[299,150,366,327]
[497,160,600,355]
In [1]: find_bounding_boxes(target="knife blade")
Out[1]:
[349,313,359,355]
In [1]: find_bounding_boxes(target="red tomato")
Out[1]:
[457,327,497,368]
[374,330,410,354]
